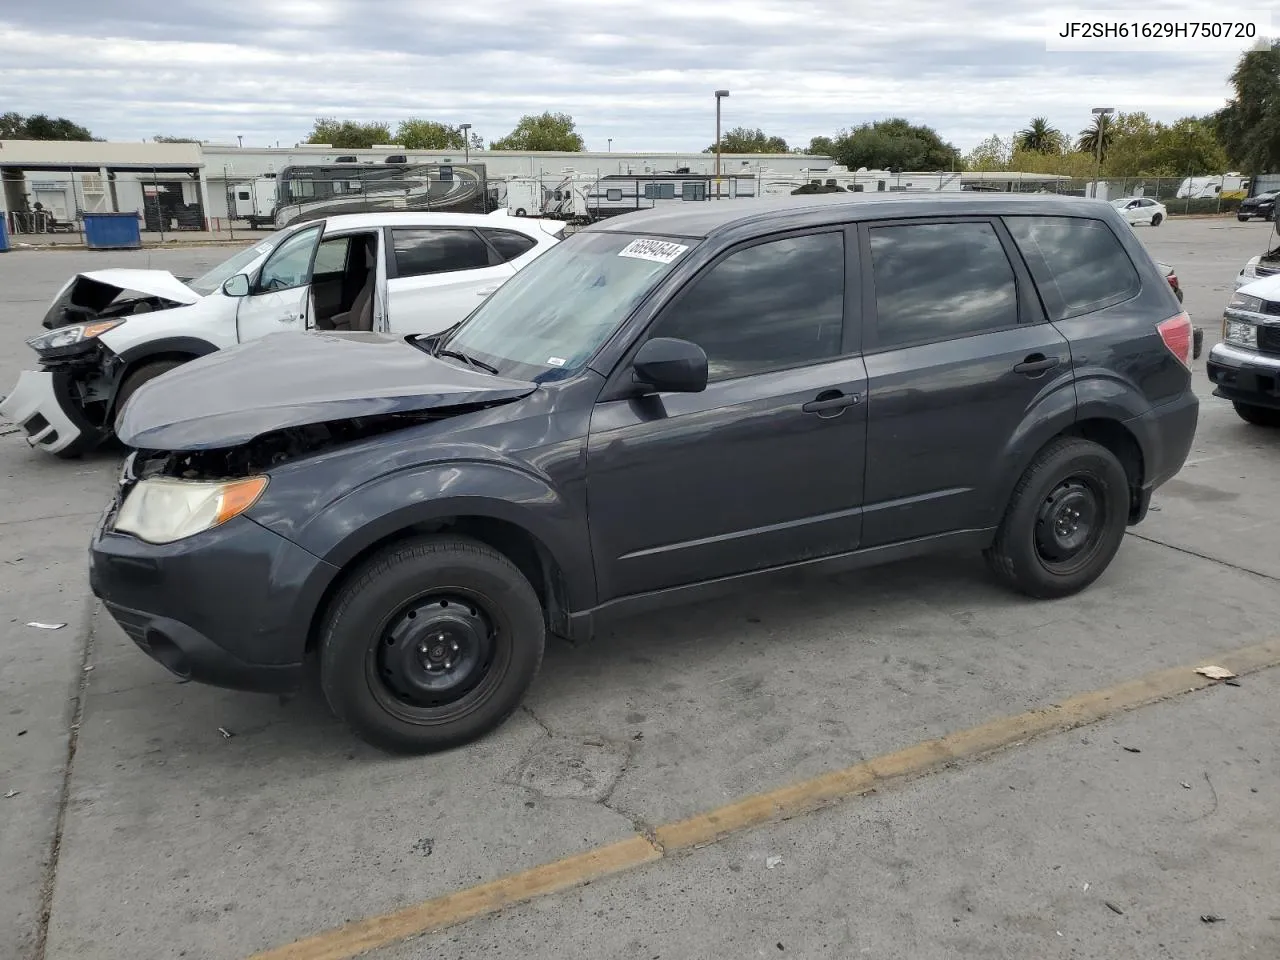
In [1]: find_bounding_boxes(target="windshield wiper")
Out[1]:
[436,347,499,375]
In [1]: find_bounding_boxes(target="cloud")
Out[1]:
[0,0,1247,151]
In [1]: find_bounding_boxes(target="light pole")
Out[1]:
[1090,107,1114,199]
[714,89,730,200]
[460,123,471,163]
[607,138,612,152]
[237,135,243,148]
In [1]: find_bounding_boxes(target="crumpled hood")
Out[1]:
[1237,271,1280,301]
[116,331,537,451]
[43,269,202,328]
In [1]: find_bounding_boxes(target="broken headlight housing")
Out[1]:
[112,476,268,544]
[27,320,124,353]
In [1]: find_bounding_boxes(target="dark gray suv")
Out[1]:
[89,194,1198,753]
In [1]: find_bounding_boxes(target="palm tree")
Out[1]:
[1016,118,1065,154]
[1076,114,1115,161]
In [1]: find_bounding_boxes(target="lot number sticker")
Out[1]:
[618,239,689,264]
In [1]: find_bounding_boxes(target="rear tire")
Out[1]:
[1233,402,1280,427]
[514,208,527,217]
[985,437,1130,599]
[319,536,545,754]
[112,359,187,434]
[1151,212,1163,226]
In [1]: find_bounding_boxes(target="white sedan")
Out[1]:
[1110,196,1167,227]
[0,211,565,457]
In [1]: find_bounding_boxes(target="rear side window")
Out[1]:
[392,228,492,278]
[868,221,1019,348]
[479,228,537,262]
[1003,216,1141,321]
[649,231,844,381]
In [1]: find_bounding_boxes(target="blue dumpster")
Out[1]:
[0,217,8,252]
[83,212,142,250]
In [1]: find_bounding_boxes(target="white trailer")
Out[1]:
[1176,174,1249,199]
[230,176,278,227]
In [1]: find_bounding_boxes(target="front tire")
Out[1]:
[1233,402,1280,427]
[320,536,545,754]
[1237,214,1251,222]
[985,437,1130,599]
[112,359,187,433]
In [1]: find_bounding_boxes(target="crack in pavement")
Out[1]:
[520,704,553,738]
[33,599,100,960]
[596,741,663,853]
[1127,530,1279,582]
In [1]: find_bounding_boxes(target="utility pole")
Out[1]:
[714,90,730,200]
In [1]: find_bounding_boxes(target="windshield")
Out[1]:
[186,228,294,296]
[439,231,697,382]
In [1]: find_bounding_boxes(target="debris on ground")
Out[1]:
[1122,746,1142,754]
[26,622,66,630]
[1195,666,1236,680]
[412,837,434,857]
[1201,914,1226,924]
[1082,882,1090,892]
[1224,679,1242,687]
[1181,781,1193,789]
[765,856,783,869]
[217,727,234,739]
[17,730,27,737]
[1105,901,1125,915]
[4,789,19,799]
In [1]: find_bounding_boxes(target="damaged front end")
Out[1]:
[42,271,199,330]
[128,413,446,482]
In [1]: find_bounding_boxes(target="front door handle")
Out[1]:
[476,287,500,296]
[1013,354,1060,375]
[802,391,861,417]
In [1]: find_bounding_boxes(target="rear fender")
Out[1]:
[984,379,1078,528]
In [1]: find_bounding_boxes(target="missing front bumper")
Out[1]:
[0,370,90,455]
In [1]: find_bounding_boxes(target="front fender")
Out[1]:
[252,460,596,613]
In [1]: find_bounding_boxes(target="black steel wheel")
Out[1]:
[320,536,545,753]
[985,437,1130,598]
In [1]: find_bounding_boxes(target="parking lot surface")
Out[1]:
[1,217,1278,959]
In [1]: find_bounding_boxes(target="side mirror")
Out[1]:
[222,274,250,297]
[632,337,708,394]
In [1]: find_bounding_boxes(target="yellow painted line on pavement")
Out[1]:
[250,636,1280,960]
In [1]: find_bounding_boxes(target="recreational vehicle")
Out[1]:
[272,162,489,227]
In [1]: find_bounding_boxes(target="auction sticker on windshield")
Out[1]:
[618,239,689,264]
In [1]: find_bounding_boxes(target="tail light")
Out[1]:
[1157,312,1193,370]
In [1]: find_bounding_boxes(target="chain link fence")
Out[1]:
[3,175,210,237]
[989,175,1249,215]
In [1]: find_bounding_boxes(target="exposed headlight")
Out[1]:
[112,476,268,544]
[27,320,123,352]
[1223,318,1258,349]
[1228,293,1264,313]
[1240,259,1259,280]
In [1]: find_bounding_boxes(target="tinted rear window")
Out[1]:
[479,228,537,262]
[1003,216,1141,321]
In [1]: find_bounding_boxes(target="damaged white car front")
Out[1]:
[1,238,282,457]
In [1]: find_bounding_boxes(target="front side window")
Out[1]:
[869,221,1018,348]
[1003,215,1141,321]
[254,225,322,293]
[393,228,492,278]
[648,231,845,381]
[312,235,351,275]
[439,232,694,382]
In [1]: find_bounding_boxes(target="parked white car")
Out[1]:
[1110,196,1167,227]
[0,211,565,457]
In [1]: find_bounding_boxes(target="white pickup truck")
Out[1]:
[1,211,565,457]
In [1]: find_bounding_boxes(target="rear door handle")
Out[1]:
[1013,355,1061,375]
[802,392,861,416]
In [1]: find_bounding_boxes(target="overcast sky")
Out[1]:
[0,0,1258,153]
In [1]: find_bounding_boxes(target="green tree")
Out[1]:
[152,135,202,143]
[306,118,393,149]
[490,112,584,151]
[1015,118,1065,154]
[704,126,789,153]
[395,119,471,151]
[829,118,961,171]
[0,112,95,140]
[1212,40,1280,174]
[1075,113,1115,162]
[806,135,837,157]
[1009,148,1100,178]
[963,134,1014,171]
